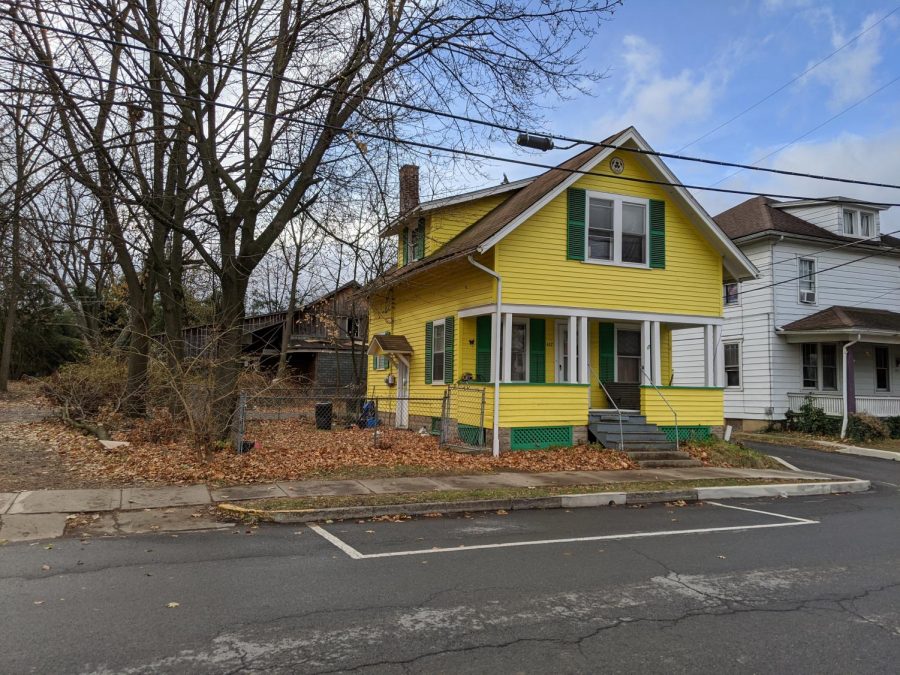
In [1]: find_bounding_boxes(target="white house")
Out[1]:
[672,196,900,433]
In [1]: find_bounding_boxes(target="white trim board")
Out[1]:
[458,303,723,326]
[475,127,758,281]
[308,502,817,559]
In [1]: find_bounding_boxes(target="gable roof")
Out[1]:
[781,305,900,334]
[371,127,757,290]
[715,196,900,248]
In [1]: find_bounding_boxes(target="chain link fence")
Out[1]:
[232,384,487,453]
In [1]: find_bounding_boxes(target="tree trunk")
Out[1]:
[0,216,20,391]
[210,272,248,442]
[122,298,152,416]
[277,243,302,378]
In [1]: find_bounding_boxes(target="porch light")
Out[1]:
[516,132,555,151]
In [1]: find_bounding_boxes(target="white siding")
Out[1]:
[778,203,882,239]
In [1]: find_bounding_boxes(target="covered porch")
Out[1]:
[780,305,900,434]
[458,304,726,451]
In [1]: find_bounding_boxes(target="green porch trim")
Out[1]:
[658,425,712,443]
[639,385,724,391]
[510,425,574,450]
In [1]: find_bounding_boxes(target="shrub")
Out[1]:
[846,413,888,444]
[785,395,841,436]
[883,416,900,439]
[43,354,128,421]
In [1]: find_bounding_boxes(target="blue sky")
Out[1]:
[467,0,900,229]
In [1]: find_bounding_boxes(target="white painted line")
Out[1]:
[706,501,819,524]
[310,519,817,560]
[769,455,802,472]
[307,524,365,559]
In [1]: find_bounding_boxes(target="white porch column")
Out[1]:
[502,312,513,383]
[641,321,652,385]
[651,321,662,386]
[704,324,715,387]
[490,311,499,383]
[713,325,723,387]
[568,315,578,384]
[578,316,589,384]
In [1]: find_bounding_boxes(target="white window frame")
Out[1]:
[584,191,650,268]
[723,281,740,307]
[800,343,840,391]
[614,324,642,384]
[842,208,877,239]
[431,318,446,385]
[508,318,530,383]
[723,341,741,389]
[875,345,891,392]
[798,258,817,305]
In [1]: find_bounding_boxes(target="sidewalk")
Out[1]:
[0,465,863,543]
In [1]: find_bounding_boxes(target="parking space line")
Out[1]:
[706,501,819,524]
[308,502,819,559]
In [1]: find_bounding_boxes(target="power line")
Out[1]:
[6,52,900,209]
[710,72,900,188]
[4,8,900,194]
[675,6,900,153]
[751,227,900,272]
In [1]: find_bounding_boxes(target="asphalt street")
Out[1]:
[1,444,898,674]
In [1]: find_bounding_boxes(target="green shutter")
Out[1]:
[475,315,492,382]
[416,220,425,259]
[529,318,545,383]
[444,316,455,383]
[401,228,408,266]
[649,199,665,269]
[599,322,615,383]
[372,355,377,370]
[566,188,586,261]
[425,321,433,384]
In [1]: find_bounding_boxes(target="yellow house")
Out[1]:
[366,127,758,454]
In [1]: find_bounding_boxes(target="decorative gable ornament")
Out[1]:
[609,157,624,174]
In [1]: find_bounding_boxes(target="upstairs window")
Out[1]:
[798,258,816,304]
[403,218,426,265]
[723,282,740,306]
[842,208,877,238]
[587,193,648,266]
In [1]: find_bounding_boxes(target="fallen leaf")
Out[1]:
[717,555,727,559]
[496,509,508,515]
[166,602,180,608]
[41,564,50,571]
[33,600,44,605]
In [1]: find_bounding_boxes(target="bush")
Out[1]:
[785,395,841,436]
[883,416,900,439]
[846,413,889,444]
[43,354,128,421]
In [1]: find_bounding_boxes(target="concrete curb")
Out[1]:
[216,479,870,524]
[816,442,900,462]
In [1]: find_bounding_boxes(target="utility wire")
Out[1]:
[675,6,900,152]
[710,72,900,188]
[6,52,900,208]
[751,227,900,272]
[3,8,900,193]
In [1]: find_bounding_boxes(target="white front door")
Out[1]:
[396,360,409,429]
[555,321,570,383]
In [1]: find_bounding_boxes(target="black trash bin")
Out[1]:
[315,401,333,430]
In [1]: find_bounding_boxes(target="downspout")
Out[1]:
[841,334,862,439]
[468,255,502,457]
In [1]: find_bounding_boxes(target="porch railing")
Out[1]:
[789,393,900,417]
[641,367,679,451]
[595,372,625,452]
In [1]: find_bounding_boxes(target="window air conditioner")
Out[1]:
[800,290,816,304]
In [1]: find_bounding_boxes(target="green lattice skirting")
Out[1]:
[430,417,443,436]
[510,426,573,450]
[458,424,485,446]
[658,425,712,443]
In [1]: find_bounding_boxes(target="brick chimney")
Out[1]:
[399,164,420,214]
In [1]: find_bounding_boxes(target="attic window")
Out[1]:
[842,208,876,238]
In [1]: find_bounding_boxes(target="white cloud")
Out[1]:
[801,11,888,109]
[696,129,900,230]
[590,35,726,146]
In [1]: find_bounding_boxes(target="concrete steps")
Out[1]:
[589,412,701,467]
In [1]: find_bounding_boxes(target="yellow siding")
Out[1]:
[496,153,723,316]
[661,325,673,385]
[640,387,724,426]
[426,194,510,255]
[476,384,589,427]
[367,255,495,402]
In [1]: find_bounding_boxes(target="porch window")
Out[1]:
[616,328,641,384]
[802,344,818,388]
[723,282,739,306]
[724,342,741,388]
[510,319,529,382]
[586,192,648,266]
[432,319,445,384]
[798,258,816,304]
[821,344,838,390]
[876,346,890,391]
